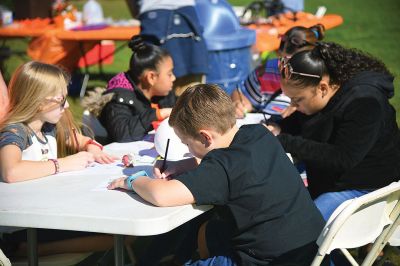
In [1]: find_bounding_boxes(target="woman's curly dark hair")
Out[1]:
[285,42,393,88]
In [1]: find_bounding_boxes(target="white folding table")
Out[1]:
[0,140,211,266]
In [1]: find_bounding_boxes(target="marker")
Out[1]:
[160,138,170,173]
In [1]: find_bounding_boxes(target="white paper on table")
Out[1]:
[104,141,156,158]
[236,113,268,128]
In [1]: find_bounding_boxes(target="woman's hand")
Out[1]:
[262,122,281,136]
[58,151,95,172]
[280,106,297,118]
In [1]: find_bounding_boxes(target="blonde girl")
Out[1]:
[0,61,126,258]
[0,61,115,183]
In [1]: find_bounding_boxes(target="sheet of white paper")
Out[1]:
[104,141,155,157]
[236,113,268,128]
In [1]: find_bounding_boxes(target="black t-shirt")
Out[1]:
[175,124,325,265]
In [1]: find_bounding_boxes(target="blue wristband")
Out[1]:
[125,170,149,191]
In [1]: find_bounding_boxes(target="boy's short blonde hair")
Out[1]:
[169,84,236,139]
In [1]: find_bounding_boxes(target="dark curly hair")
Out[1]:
[284,42,393,88]
[127,35,171,84]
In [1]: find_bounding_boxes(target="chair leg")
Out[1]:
[340,248,359,266]
[0,248,11,266]
[362,206,400,266]
[310,254,326,266]
[79,73,89,98]
[125,243,136,266]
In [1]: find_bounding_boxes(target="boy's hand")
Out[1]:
[153,157,199,179]
[107,176,128,190]
[153,159,172,179]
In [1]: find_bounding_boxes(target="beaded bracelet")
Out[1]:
[84,139,103,150]
[125,170,149,191]
[49,159,60,174]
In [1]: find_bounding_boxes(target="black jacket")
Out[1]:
[277,71,400,198]
[99,87,176,142]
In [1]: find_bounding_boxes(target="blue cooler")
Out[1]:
[195,0,256,95]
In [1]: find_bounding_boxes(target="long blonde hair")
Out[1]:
[1,61,81,157]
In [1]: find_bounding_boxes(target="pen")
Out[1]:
[160,138,170,173]
[262,112,268,123]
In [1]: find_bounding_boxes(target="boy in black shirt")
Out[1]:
[108,84,326,265]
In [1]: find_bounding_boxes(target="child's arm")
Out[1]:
[108,176,195,207]
[74,132,116,164]
[0,145,94,183]
[231,89,252,118]
[0,71,9,119]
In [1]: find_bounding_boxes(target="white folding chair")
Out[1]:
[366,217,400,266]
[82,110,109,144]
[0,248,11,266]
[311,181,400,266]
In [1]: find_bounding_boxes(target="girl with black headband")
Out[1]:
[232,24,325,119]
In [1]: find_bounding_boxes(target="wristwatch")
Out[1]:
[125,170,149,191]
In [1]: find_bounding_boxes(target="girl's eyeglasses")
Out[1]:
[279,59,321,80]
[47,97,67,111]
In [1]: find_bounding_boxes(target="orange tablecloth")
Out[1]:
[0,23,140,72]
[0,12,343,71]
[56,26,140,41]
[248,12,344,52]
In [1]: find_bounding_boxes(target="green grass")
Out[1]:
[1,0,399,124]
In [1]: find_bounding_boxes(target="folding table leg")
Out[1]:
[114,234,125,266]
[27,228,38,266]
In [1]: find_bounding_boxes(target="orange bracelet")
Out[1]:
[85,139,103,150]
